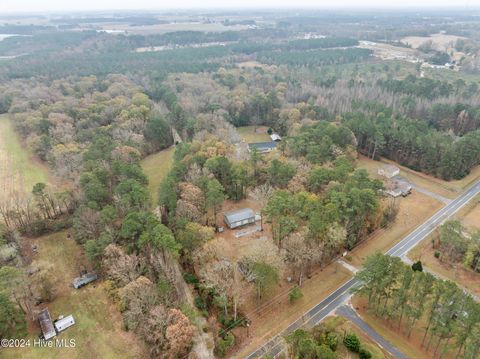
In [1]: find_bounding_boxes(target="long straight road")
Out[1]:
[244,180,480,359]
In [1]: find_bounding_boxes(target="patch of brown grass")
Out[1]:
[408,233,480,297]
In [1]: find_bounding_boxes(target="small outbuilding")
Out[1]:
[54,315,75,332]
[248,141,277,154]
[224,208,255,229]
[38,308,56,340]
[384,178,412,197]
[73,272,97,289]
[270,133,282,142]
[378,164,400,179]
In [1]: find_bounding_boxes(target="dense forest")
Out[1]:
[1,8,480,358]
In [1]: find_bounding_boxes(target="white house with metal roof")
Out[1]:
[224,208,255,229]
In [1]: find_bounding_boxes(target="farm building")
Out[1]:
[224,208,255,229]
[73,272,97,289]
[270,133,282,142]
[378,164,400,179]
[38,308,56,340]
[248,141,277,153]
[54,315,75,332]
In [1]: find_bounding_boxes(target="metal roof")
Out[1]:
[248,141,277,150]
[224,208,255,223]
[270,134,282,141]
[54,315,75,331]
[38,309,56,340]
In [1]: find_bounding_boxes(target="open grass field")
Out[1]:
[401,33,464,52]
[0,114,49,203]
[352,296,440,359]
[140,146,175,205]
[236,125,271,143]
[2,231,146,359]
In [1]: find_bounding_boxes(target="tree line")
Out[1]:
[345,111,480,180]
[356,253,480,359]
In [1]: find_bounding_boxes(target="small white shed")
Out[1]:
[54,315,75,332]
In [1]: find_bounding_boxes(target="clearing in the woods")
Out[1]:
[2,231,146,359]
[0,114,49,202]
[140,146,175,205]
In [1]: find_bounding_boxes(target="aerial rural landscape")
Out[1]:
[0,1,480,358]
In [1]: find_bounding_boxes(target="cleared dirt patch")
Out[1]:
[2,231,146,359]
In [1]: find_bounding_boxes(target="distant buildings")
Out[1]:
[224,208,255,229]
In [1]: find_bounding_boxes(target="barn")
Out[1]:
[224,208,255,229]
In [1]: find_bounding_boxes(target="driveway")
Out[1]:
[336,305,409,359]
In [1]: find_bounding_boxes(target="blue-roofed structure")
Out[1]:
[224,208,255,229]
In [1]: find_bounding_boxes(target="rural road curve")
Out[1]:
[336,305,408,359]
[244,180,480,359]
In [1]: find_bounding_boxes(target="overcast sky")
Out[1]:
[0,0,480,13]
[1,0,479,13]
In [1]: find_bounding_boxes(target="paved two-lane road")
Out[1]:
[245,180,480,359]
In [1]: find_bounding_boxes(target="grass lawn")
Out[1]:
[2,231,146,359]
[349,190,443,267]
[140,146,175,205]
[236,126,271,143]
[0,114,50,201]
